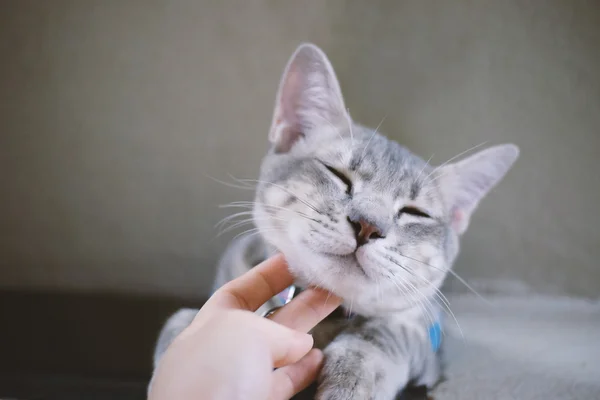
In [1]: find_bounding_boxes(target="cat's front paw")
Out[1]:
[316,373,376,400]
[316,349,391,400]
[317,386,373,400]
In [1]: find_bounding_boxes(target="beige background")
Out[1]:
[1,0,598,299]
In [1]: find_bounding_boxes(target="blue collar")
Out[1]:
[428,321,442,352]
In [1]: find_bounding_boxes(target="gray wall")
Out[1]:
[1,1,598,299]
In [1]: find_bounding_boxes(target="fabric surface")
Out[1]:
[3,294,598,400]
[431,294,600,399]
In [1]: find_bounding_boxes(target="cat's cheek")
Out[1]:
[421,245,446,273]
[287,220,308,249]
[430,255,447,279]
[409,244,447,285]
[284,251,327,289]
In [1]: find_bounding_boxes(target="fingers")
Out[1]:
[208,253,293,312]
[269,288,342,332]
[269,349,323,400]
[188,309,314,368]
[251,316,315,368]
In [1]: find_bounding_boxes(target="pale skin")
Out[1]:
[148,254,342,400]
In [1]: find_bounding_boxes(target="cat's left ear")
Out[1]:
[437,144,519,235]
[269,43,349,153]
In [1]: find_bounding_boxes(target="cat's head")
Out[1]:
[253,44,518,315]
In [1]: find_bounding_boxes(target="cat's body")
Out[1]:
[152,44,519,399]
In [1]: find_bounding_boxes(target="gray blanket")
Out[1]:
[431,294,600,399]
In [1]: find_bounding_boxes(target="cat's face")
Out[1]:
[253,44,518,316]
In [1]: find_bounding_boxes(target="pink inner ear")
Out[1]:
[452,208,465,231]
[273,125,303,153]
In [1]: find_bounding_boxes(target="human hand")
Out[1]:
[148,254,342,400]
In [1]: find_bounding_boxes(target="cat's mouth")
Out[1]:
[330,252,369,276]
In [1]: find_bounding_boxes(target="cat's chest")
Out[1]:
[311,307,354,349]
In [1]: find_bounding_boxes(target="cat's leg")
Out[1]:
[152,308,198,368]
[414,354,441,389]
[316,317,412,400]
[148,308,198,395]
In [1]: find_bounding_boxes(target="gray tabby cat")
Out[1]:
[152,43,519,399]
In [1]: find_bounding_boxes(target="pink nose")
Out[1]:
[347,217,384,247]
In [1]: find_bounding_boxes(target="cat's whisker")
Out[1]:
[388,275,436,330]
[376,257,434,323]
[376,252,441,330]
[256,204,320,223]
[236,178,323,215]
[219,200,255,206]
[357,115,386,166]
[217,216,287,237]
[383,273,419,313]
[413,154,434,187]
[231,227,261,241]
[316,276,335,301]
[218,204,253,211]
[324,289,334,308]
[347,296,354,320]
[217,215,270,232]
[214,211,255,230]
[431,287,464,339]
[233,226,280,241]
[424,286,455,327]
[421,141,488,185]
[426,168,452,183]
[390,263,464,339]
[203,173,256,191]
[215,206,278,227]
[304,277,338,318]
[395,253,489,305]
[420,169,454,192]
[381,253,455,315]
[220,200,316,222]
[346,108,355,147]
[399,278,438,331]
[308,226,344,242]
[217,219,257,236]
[227,173,260,189]
[211,213,274,243]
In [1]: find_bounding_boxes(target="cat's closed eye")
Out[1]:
[398,206,431,219]
[323,164,352,195]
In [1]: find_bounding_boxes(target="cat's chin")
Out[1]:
[282,246,364,283]
[325,252,368,274]
[283,249,379,309]
[264,236,432,314]
[282,247,440,315]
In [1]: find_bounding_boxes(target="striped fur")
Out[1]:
[152,44,518,399]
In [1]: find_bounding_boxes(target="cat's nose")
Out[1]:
[347,216,385,247]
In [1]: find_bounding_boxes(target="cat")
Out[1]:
[152,43,519,399]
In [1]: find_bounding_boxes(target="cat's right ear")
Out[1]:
[437,144,519,235]
[269,43,349,153]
